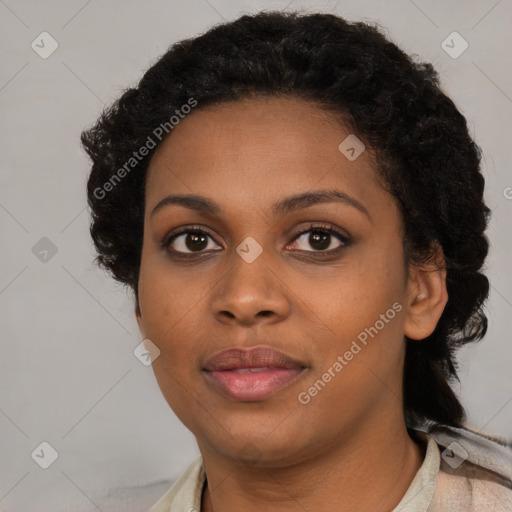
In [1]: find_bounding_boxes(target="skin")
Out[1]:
[136,96,448,511]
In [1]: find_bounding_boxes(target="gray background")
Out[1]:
[1,0,511,511]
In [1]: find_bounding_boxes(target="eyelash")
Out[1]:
[161,223,351,258]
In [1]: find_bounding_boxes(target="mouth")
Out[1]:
[202,345,308,401]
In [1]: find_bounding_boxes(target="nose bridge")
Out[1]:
[211,234,289,323]
[227,235,274,301]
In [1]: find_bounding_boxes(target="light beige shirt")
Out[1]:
[149,426,512,511]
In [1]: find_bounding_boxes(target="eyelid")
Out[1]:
[290,222,350,244]
[162,222,351,255]
[160,224,222,250]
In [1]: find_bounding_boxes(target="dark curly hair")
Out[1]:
[81,11,491,429]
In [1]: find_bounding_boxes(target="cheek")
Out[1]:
[138,260,203,415]
[310,252,404,332]
[137,249,195,355]
[301,243,407,381]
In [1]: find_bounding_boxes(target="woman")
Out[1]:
[81,11,512,511]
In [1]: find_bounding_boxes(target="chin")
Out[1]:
[198,419,317,469]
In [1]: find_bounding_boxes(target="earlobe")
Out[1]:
[403,245,448,341]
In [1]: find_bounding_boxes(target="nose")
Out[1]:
[210,246,292,327]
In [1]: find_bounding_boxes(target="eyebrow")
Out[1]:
[150,189,370,220]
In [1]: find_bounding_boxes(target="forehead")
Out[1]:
[145,96,389,219]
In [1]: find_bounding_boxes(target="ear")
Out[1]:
[403,243,448,341]
[135,299,145,337]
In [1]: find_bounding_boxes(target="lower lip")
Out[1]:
[204,367,304,401]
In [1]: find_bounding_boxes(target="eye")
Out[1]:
[164,227,222,255]
[287,223,350,253]
[162,223,350,257]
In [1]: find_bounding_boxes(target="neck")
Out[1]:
[199,414,425,512]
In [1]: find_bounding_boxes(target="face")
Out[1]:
[136,96,434,467]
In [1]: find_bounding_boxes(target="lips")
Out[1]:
[203,346,307,401]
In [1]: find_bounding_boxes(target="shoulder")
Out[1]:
[148,456,205,512]
[420,422,512,511]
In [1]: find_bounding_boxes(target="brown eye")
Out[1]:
[166,230,221,254]
[289,225,349,253]
[308,231,331,251]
